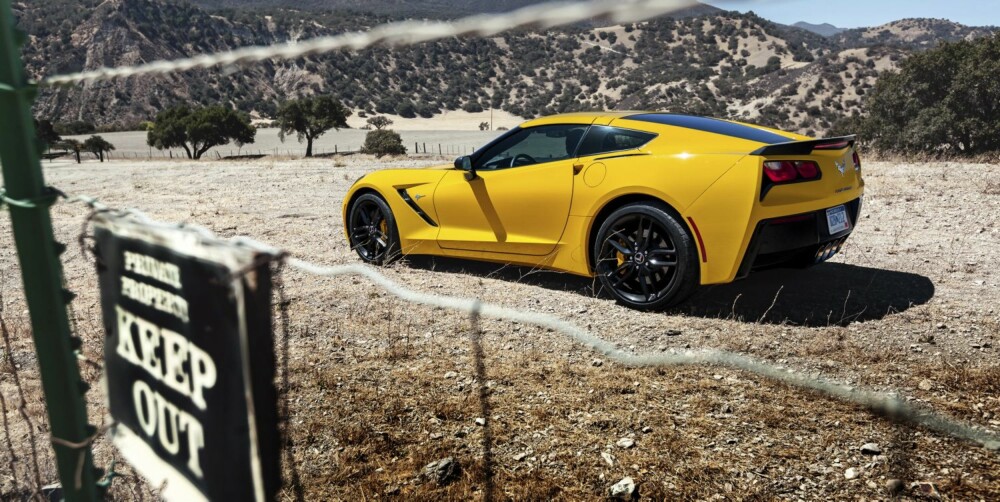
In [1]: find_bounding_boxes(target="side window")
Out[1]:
[475,124,588,170]
[577,126,657,157]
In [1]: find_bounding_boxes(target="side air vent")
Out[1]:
[397,189,438,227]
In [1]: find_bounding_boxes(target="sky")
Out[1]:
[707,0,1000,28]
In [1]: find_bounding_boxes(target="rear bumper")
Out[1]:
[736,197,862,279]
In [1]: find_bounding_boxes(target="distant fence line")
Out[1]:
[44,142,481,162]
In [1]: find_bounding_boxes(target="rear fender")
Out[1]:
[682,155,761,284]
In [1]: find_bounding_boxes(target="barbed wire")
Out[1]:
[40,0,695,86]
[61,199,1000,452]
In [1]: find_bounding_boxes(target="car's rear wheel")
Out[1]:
[348,193,401,265]
[593,203,699,310]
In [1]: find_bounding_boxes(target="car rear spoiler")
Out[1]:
[750,135,857,156]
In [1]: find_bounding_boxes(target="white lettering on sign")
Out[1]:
[114,250,219,481]
[116,305,217,410]
[132,380,207,478]
[121,276,190,323]
[124,251,183,289]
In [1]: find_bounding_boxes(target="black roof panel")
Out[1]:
[624,113,794,145]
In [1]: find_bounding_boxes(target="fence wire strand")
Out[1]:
[40,0,696,85]
[281,258,1000,452]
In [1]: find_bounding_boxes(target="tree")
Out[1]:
[276,95,351,157]
[83,135,115,162]
[857,34,1000,155]
[34,119,61,149]
[366,115,392,130]
[147,105,256,159]
[54,120,95,136]
[361,129,407,158]
[396,101,417,119]
[478,121,490,131]
[56,139,83,164]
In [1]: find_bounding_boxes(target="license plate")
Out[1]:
[826,205,850,234]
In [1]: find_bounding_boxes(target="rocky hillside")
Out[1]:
[170,0,554,16]
[170,0,723,18]
[833,18,997,49]
[14,0,997,135]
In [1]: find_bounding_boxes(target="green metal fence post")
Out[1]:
[0,0,99,500]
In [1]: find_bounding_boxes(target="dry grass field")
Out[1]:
[1,156,999,500]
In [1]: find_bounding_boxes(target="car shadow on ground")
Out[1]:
[680,263,935,326]
[402,257,934,327]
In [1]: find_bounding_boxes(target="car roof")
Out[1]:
[519,111,639,127]
[519,111,808,143]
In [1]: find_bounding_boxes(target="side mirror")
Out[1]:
[455,155,476,181]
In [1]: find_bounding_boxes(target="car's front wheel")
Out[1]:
[593,203,699,310]
[348,193,401,265]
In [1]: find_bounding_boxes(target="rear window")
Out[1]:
[577,126,657,157]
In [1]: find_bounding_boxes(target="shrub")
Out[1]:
[361,129,407,158]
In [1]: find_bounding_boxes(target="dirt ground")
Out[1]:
[1,156,999,500]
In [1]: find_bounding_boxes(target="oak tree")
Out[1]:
[83,135,116,162]
[366,115,392,130]
[147,106,256,159]
[277,95,351,157]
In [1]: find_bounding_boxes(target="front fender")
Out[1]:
[342,169,450,246]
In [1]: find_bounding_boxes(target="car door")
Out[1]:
[434,124,589,255]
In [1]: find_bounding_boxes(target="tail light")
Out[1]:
[763,160,821,183]
[852,151,861,172]
[812,140,851,150]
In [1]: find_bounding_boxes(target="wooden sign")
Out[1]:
[93,214,280,501]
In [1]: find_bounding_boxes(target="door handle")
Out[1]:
[573,163,585,174]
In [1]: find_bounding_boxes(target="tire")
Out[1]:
[592,202,699,310]
[348,193,402,265]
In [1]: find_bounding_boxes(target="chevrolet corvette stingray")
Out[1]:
[343,112,864,310]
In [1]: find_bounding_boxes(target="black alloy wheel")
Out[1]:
[348,193,401,265]
[593,203,699,310]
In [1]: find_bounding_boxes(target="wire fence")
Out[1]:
[6,196,994,498]
[46,142,483,162]
[63,200,1000,455]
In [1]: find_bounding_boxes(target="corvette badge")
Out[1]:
[836,159,847,176]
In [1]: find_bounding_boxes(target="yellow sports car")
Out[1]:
[343,112,864,310]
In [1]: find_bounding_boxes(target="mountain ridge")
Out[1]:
[15,0,998,136]
[792,21,846,37]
